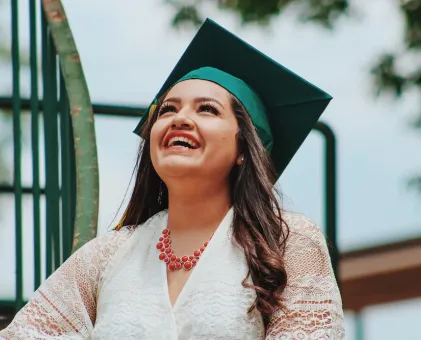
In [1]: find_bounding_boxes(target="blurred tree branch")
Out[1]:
[167,0,350,28]
[371,1,421,99]
[369,0,421,191]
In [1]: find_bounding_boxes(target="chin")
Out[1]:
[156,159,201,178]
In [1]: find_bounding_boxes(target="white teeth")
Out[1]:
[167,136,198,148]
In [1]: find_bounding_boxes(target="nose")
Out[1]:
[170,109,194,130]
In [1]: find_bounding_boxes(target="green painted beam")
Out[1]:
[11,0,23,312]
[29,0,42,291]
[41,0,99,252]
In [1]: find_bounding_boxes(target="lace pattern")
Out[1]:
[265,213,345,339]
[0,212,344,339]
[0,228,134,340]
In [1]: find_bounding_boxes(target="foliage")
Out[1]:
[167,0,350,28]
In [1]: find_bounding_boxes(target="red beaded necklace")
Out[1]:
[156,228,211,271]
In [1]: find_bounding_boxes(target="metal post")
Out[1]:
[314,121,339,286]
[355,311,364,340]
[11,0,23,312]
[41,9,61,276]
[59,70,75,261]
[29,0,42,290]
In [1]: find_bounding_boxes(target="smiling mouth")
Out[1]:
[165,136,199,149]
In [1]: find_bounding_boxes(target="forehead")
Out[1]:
[164,79,232,103]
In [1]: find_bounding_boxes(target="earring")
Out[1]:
[237,155,244,166]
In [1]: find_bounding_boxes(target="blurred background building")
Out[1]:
[1,1,421,339]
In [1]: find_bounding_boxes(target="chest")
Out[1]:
[91,225,265,340]
[167,269,192,307]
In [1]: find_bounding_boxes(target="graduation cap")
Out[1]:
[134,18,332,178]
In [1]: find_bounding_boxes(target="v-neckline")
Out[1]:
[161,208,233,311]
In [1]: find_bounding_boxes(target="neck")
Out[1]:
[166,179,231,233]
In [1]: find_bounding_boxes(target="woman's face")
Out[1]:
[150,79,239,184]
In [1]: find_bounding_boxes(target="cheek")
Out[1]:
[150,121,166,156]
[204,123,238,158]
[150,126,159,148]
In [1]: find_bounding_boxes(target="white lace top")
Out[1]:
[0,209,345,339]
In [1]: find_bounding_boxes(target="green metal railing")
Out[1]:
[1,1,78,319]
[0,0,341,334]
[43,0,100,254]
[314,122,339,285]
[29,0,42,294]
[11,0,23,312]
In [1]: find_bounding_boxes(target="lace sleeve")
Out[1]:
[265,214,345,340]
[0,229,133,340]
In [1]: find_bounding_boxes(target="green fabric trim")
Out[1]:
[175,67,273,152]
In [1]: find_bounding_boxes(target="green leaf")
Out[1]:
[171,5,204,29]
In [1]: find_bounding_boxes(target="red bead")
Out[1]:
[156,228,212,271]
[168,262,176,271]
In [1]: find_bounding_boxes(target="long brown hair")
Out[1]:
[117,94,289,324]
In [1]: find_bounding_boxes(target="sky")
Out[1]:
[1,0,421,338]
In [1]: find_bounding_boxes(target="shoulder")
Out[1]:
[72,226,136,264]
[80,210,168,258]
[93,209,169,248]
[281,211,324,241]
[280,211,329,260]
[95,225,136,248]
[281,211,318,230]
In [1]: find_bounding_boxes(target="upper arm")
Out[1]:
[0,229,132,339]
[265,215,345,339]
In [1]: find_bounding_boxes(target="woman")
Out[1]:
[0,19,344,339]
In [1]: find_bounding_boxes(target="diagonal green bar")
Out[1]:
[11,0,23,311]
[29,0,42,290]
[42,0,99,252]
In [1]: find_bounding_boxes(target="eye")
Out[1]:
[198,102,219,115]
[158,103,177,116]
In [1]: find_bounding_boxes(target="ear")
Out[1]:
[236,154,244,166]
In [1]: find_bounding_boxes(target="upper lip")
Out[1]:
[163,131,200,149]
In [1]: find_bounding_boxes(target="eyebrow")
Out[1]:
[163,96,225,109]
